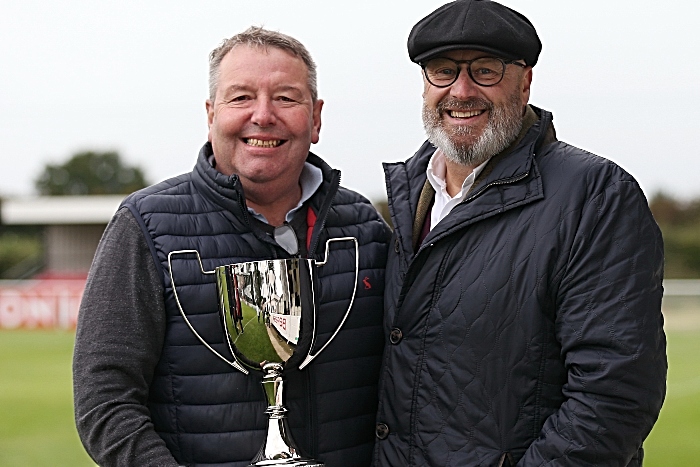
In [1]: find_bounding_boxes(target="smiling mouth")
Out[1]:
[244,138,285,148]
[448,109,485,118]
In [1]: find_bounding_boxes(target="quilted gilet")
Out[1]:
[122,143,391,467]
[374,108,666,466]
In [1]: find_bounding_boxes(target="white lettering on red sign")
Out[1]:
[0,280,85,329]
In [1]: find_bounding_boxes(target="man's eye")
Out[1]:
[230,95,251,102]
[277,96,296,102]
[473,67,497,76]
[435,68,456,76]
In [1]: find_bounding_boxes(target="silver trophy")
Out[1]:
[167,237,358,467]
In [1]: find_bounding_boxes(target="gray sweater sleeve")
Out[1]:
[73,207,179,467]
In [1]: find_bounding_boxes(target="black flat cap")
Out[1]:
[408,0,541,66]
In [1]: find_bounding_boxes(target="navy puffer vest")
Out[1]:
[121,143,391,466]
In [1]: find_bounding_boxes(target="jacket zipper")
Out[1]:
[308,170,341,256]
[413,169,531,257]
[231,175,280,258]
[295,168,339,458]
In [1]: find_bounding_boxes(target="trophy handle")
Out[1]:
[167,250,249,374]
[298,237,359,370]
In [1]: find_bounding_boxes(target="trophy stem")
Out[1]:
[250,363,324,467]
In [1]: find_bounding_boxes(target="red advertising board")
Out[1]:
[0,279,86,329]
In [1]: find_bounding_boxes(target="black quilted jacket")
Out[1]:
[126,144,391,466]
[374,108,666,466]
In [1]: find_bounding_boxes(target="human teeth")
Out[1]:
[246,138,281,148]
[450,110,482,118]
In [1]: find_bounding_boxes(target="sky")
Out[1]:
[1,0,699,203]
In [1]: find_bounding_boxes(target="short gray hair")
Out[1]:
[208,26,318,102]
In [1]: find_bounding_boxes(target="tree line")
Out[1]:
[649,193,700,278]
[1,151,699,279]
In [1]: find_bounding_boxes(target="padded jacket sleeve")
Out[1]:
[520,179,667,466]
[72,208,179,467]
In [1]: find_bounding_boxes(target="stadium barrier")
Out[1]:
[0,279,85,329]
[0,279,698,330]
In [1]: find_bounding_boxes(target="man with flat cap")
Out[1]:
[374,1,666,466]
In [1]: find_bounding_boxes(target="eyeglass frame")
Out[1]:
[420,56,527,88]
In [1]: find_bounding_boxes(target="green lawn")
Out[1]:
[0,328,698,466]
[644,329,700,465]
[0,330,93,466]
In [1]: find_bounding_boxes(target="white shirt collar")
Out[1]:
[426,149,490,230]
[246,162,323,224]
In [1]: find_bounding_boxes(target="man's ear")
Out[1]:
[205,99,214,142]
[521,68,533,106]
[311,99,324,144]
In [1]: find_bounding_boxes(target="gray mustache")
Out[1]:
[436,98,493,113]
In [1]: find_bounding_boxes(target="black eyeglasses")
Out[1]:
[421,57,527,88]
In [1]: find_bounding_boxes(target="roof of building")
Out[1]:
[1,195,125,225]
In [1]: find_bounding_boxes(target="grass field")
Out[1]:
[1,324,698,466]
[0,330,93,466]
[644,327,700,465]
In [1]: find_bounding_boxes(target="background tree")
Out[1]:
[0,227,42,279]
[373,200,391,228]
[649,192,700,278]
[34,150,148,195]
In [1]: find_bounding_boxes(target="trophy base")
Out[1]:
[249,459,323,467]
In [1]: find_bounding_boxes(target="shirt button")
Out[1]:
[394,239,400,253]
[376,422,390,440]
[389,328,403,344]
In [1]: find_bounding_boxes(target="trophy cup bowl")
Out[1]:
[168,237,358,467]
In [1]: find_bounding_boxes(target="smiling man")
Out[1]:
[73,27,390,467]
[374,1,667,466]
[205,43,323,225]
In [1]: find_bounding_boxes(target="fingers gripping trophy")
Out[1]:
[168,237,358,467]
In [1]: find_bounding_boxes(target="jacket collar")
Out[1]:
[191,142,340,255]
[385,106,555,255]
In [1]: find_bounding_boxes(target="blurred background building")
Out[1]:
[0,195,123,330]
[1,196,122,278]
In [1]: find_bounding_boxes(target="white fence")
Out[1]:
[663,279,700,309]
[663,279,700,296]
[662,280,700,331]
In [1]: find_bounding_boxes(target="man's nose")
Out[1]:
[449,66,481,99]
[250,98,276,126]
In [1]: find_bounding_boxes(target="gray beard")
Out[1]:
[422,93,524,167]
